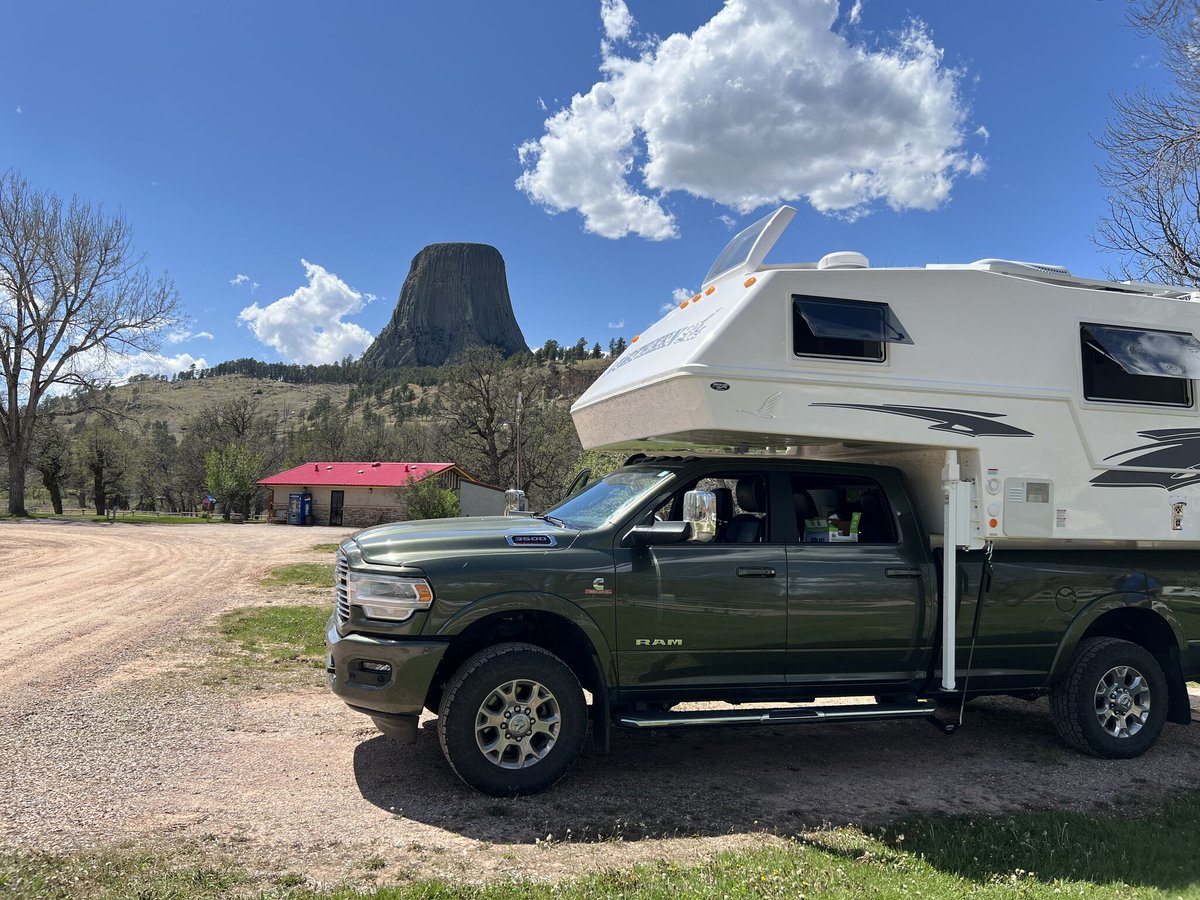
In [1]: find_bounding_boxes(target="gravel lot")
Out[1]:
[3,520,1200,886]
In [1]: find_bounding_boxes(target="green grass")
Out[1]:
[6,791,1200,898]
[311,542,342,553]
[261,562,335,589]
[217,604,329,671]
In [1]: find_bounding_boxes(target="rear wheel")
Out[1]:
[437,642,587,795]
[1050,637,1167,759]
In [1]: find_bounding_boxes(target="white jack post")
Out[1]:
[940,450,970,693]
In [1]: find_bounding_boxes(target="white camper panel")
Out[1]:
[572,210,1200,546]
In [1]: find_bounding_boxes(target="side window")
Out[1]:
[792,295,913,363]
[1080,323,1197,407]
[792,474,896,545]
[683,473,772,543]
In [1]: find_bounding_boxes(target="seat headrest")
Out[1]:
[735,477,766,513]
[793,489,816,521]
[712,486,734,523]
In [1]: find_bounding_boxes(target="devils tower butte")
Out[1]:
[360,243,527,368]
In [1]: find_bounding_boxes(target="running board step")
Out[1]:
[618,700,940,730]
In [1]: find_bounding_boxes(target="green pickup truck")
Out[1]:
[326,454,1200,794]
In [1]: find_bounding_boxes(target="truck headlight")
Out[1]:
[347,573,434,622]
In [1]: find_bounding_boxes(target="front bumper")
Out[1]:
[325,616,448,740]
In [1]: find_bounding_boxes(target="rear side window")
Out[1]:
[791,473,897,545]
[1080,323,1196,407]
[792,295,913,362]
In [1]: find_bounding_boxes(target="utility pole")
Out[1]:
[515,391,523,491]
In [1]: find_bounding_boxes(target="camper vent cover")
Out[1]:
[817,251,870,270]
[968,259,1073,277]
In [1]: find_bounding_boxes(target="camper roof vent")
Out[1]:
[965,259,1073,277]
[817,251,869,270]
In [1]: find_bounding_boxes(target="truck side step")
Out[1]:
[617,700,940,730]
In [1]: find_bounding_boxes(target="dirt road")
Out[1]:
[3,521,1200,886]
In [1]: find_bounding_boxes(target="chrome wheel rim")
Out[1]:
[475,678,561,769]
[1093,665,1151,738]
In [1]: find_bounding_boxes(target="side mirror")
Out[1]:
[630,520,693,546]
[683,490,717,543]
[504,489,528,516]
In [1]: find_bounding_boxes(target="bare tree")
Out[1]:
[0,172,178,514]
[1097,2,1200,283]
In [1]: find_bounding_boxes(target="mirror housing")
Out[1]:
[683,490,718,543]
[504,489,528,516]
[630,520,693,546]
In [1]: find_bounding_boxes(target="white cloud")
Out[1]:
[56,348,208,390]
[660,286,693,313]
[718,214,737,229]
[607,318,625,329]
[230,274,250,287]
[976,125,990,141]
[15,105,22,114]
[601,0,634,44]
[517,0,982,239]
[238,259,373,364]
[847,0,863,25]
[537,96,547,111]
[166,328,215,344]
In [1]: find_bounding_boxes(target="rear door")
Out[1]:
[329,490,345,527]
[785,472,934,690]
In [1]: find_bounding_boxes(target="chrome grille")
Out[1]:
[335,552,350,624]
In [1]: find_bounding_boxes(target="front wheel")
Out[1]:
[1050,637,1167,759]
[437,643,587,795]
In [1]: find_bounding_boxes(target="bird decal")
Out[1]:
[737,391,781,419]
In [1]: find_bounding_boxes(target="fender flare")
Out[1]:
[436,591,617,696]
[1047,593,1188,686]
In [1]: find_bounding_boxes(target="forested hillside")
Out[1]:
[10,349,616,518]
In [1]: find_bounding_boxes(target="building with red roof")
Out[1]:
[258,461,504,527]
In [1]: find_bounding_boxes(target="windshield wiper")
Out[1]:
[539,514,568,528]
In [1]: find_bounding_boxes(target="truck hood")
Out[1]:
[348,516,579,568]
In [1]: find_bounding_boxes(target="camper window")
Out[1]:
[792,296,913,362]
[1080,324,1196,407]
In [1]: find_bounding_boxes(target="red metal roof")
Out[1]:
[258,462,457,488]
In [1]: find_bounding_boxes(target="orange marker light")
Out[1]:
[988,518,999,529]
[744,277,757,287]
[632,335,639,343]
[692,293,702,302]
[705,286,715,295]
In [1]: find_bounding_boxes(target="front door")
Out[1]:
[614,470,789,689]
[329,490,345,527]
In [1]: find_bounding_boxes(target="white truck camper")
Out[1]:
[572,206,1200,693]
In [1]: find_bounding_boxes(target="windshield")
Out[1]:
[542,468,675,530]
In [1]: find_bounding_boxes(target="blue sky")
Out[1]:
[0,0,1172,375]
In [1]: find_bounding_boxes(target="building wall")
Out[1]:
[267,479,505,526]
[459,480,505,516]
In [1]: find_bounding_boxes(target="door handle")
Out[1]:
[885,567,923,579]
[736,567,776,578]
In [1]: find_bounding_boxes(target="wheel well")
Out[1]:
[1080,608,1190,725]
[426,611,604,714]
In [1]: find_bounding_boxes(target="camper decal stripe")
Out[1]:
[1091,429,1200,490]
[810,403,1034,437]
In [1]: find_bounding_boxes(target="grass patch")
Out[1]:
[261,562,335,589]
[312,542,342,553]
[0,850,244,899]
[8,791,1200,897]
[217,604,329,672]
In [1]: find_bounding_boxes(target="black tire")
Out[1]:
[437,642,587,795]
[1050,637,1167,759]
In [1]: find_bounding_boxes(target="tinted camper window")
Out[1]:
[792,296,912,362]
[1080,323,1194,407]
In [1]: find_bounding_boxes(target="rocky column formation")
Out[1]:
[360,243,528,368]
